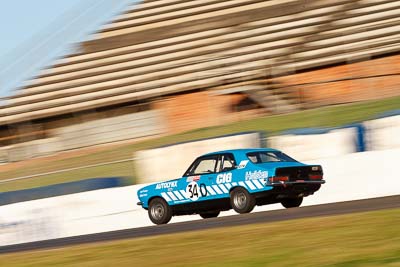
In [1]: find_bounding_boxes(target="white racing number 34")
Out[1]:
[186,181,207,201]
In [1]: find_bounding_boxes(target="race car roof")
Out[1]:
[202,148,280,157]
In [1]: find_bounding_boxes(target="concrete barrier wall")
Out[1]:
[1,148,399,246]
[267,126,363,161]
[134,132,263,183]
[364,113,400,151]
[0,185,142,246]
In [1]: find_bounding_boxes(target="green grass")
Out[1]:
[0,96,399,192]
[1,208,399,267]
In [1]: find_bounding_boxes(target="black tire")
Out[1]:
[281,197,303,208]
[148,198,172,225]
[230,187,256,214]
[199,211,220,219]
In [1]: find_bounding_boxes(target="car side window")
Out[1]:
[260,153,280,162]
[248,154,258,163]
[185,155,218,176]
[219,153,236,173]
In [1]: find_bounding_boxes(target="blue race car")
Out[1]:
[137,148,325,224]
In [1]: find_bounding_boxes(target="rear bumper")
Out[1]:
[270,180,325,195]
[254,180,324,204]
[137,202,143,206]
[269,180,326,186]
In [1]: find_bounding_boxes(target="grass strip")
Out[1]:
[0,208,399,267]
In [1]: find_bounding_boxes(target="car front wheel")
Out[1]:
[199,211,220,219]
[230,187,256,214]
[281,197,303,208]
[148,198,172,225]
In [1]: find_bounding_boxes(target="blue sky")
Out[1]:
[0,0,137,98]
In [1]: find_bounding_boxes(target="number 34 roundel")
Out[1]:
[185,181,207,201]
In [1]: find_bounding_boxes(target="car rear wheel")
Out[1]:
[148,198,172,225]
[230,187,256,214]
[199,211,220,219]
[281,197,303,208]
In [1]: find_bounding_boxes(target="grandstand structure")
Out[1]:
[1,0,400,161]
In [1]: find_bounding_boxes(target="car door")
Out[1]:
[207,153,237,200]
[182,155,219,203]
[182,153,238,203]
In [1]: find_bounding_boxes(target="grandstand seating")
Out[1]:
[1,0,400,126]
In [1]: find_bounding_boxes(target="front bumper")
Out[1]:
[137,201,143,206]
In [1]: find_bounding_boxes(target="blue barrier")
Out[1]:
[355,124,366,152]
[0,177,130,206]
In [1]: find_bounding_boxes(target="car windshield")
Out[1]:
[246,151,297,163]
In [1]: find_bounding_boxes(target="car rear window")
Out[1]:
[246,151,297,163]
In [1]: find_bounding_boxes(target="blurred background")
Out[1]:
[0,0,399,259]
[0,0,399,192]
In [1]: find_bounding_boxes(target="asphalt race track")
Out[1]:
[1,195,399,254]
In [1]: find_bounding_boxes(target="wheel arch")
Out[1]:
[229,185,249,194]
[148,195,167,207]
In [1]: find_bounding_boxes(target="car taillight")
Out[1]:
[269,176,289,183]
[309,174,323,180]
